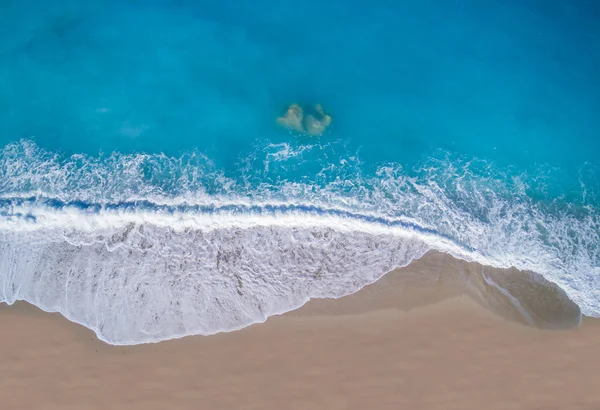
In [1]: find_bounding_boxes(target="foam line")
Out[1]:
[1,141,599,344]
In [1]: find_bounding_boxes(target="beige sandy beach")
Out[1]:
[1,251,600,410]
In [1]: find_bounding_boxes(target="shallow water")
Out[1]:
[0,0,599,344]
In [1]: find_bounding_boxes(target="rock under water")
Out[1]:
[277,103,332,136]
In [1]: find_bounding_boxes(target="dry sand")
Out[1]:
[1,251,600,410]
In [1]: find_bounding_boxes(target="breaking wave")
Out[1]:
[1,140,598,344]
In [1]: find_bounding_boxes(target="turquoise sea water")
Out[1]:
[1,0,599,344]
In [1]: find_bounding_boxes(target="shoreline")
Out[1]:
[2,251,599,409]
[1,250,584,345]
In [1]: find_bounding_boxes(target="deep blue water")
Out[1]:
[2,1,599,171]
[0,0,599,344]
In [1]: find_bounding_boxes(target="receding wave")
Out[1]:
[0,140,598,344]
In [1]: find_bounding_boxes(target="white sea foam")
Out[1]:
[0,140,598,344]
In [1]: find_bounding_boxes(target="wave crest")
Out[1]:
[1,140,598,344]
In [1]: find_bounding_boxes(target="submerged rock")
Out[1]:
[276,103,305,133]
[277,103,332,136]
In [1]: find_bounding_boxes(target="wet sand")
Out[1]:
[1,251,599,409]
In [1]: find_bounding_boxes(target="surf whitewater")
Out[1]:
[0,140,598,344]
